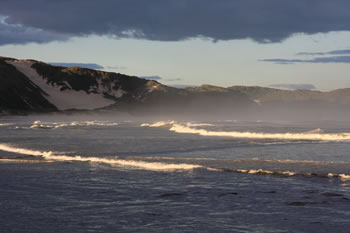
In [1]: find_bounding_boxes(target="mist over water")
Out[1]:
[1,114,350,232]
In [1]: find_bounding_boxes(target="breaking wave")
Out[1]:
[0,144,202,171]
[142,121,350,141]
[29,120,119,129]
[140,121,176,127]
[1,144,350,180]
[0,123,13,126]
[140,121,214,128]
[170,124,350,141]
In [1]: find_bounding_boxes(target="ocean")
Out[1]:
[1,115,350,233]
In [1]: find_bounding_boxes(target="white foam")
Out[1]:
[339,174,350,180]
[140,121,176,127]
[0,144,202,171]
[168,123,350,141]
[83,121,119,126]
[281,171,297,176]
[30,124,52,129]
[29,120,119,129]
[141,121,214,128]
[328,173,350,180]
[2,144,350,179]
[0,123,13,126]
[6,60,115,110]
[0,144,53,157]
[237,169,296,176]
[306,128,324,134]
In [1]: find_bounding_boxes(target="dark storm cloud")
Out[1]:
[269,84,316,90]
[0,16,68,45]
[260,56,350,64]
[1,0,350,45]
[49,63,105,70]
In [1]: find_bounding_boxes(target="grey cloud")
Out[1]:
[0,16,68,45]
[260,56,350,64]
[328,50,350,55]
[260,59,305,65]
[105,65,127,70]
[310,56,350,63]
[49,63,105,70]
[140,76,184,82]
[269,84,316,90]
[1,0,350,45]
[171,84,198,89]
[296,52,326,56]
[297,49,350,56]
[49,62,128,70]
[165,78,183,82]
[140,76,162,81]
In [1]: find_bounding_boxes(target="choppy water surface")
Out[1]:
[1,116,350,232]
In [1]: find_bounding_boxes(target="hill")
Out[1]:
[1,56,350,120]
[0,57,253,117]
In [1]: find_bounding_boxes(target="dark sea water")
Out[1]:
[1,115,350,233]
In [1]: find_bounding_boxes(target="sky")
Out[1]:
[0,0,350,91]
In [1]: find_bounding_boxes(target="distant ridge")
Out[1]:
[1,56,350,120]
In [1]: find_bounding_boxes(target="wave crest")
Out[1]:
[0,123,14,127]
[141,121,214,128]
[28,121,119,129]
[2,144,350,180]
[140,121,176,127]
[0,144,202,171]
[140,121,350,141]
[168,124,350,141]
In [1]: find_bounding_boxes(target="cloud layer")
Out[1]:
[297,49,350,56]
[269,84,316,90]
[0,16,68,45]
[140,76,183,82]
[140,76,163,81]
[1,0,350,45]
[49,63,105,70]
[260,56,350,64]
